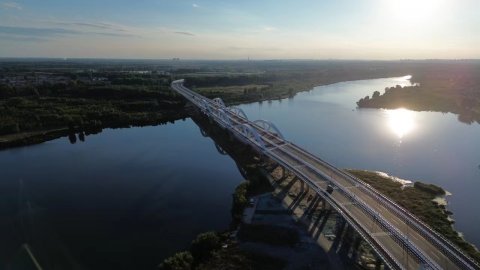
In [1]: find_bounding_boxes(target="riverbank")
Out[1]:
[347,169,480,263]
[0,87,187,150]
[192,74,406,106]
[0,110,187,150]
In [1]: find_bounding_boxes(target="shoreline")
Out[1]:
[0,110,187,151]
[196,74,413,107]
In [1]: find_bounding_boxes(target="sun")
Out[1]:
[384,0,449,25]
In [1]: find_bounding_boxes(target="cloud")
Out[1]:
[263,26,277,32]
[192,3,199,8]
[227,46,282,51]
[46,20,128,32]
[173,31,195,36]
[1,1,22,10]
[0,33,46,42]
[92,31,139,37]
[0,26,79,36]
[0,25,138,40]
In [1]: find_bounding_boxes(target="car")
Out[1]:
[326,184,334,194]
[249,198,255,206]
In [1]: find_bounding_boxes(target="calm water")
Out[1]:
[1,76,479,269]
[239,76,480,247]
[0,120,244,269]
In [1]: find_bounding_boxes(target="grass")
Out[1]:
[347,169,480,263]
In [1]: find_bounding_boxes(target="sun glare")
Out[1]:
[385,0,448,25]
[386,108,416,139]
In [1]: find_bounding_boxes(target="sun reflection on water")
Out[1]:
[386,108,416,139]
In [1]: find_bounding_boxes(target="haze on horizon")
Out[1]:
[0,0,479,60]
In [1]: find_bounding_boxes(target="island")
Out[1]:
[357,60,480,124]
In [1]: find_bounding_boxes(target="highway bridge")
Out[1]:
[171,79,479,270]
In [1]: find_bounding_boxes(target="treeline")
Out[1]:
[159,231,284,270]
[0,96,185,135]
[0,83,176,99]
[183,75,263,91]
[0,74,186,138]
[357,79,480,125]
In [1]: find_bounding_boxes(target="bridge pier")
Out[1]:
[338,224,356,257]
[350,235,362,263]
[299,181,310,193]
[375,255,383,270]
[228,130,235,142]
[303,194,321,220]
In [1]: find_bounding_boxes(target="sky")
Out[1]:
[0,0,479,59]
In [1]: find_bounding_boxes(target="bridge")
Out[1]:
[171,79,479,270]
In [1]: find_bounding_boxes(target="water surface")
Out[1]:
[0,120,244,269]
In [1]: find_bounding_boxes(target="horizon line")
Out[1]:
[1,57,479,62]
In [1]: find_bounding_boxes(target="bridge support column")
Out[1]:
[319,196,326,210]
[350,234,362,263]
[338,224,355,257]
[299,181,309,193]
[280,166,286,179]
[334,216,347,238]
[300,194,320,222]
[228,131,235,142]
[374,255,383,270]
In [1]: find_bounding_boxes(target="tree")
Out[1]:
[159,251,194,270]
[68,133,77,144]
[372,91,380,98]
[190,232,221,262]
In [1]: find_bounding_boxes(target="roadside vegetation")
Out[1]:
[347,170,480,262]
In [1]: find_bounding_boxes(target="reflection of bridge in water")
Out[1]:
[172,79,479,270]
[195,116,249,179]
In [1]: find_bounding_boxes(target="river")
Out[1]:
[1,76,479,269]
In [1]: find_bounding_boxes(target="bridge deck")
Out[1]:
[171,79,479,270]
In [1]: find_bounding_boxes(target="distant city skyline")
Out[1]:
[0,0,479,59]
